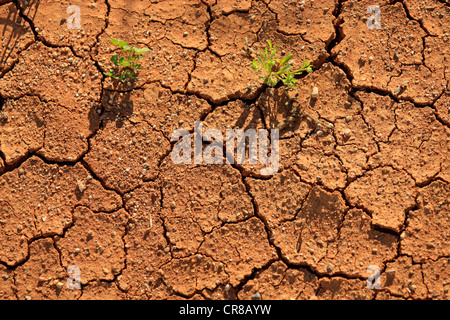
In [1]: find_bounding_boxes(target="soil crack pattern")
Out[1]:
[0,0,449,300]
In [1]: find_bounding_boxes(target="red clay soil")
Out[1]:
[0,0,449,300]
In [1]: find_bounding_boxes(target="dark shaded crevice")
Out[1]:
[113,226,130,293]
[0,149,6,167]
[326,0,346,55]
[112,188,134,286]
[78,159,126,199]
[400,0,431,36]
[430,92,450,129]
[50,227,84,299]
[375,205,420,299]
[325,1,353,82]
[0,94,5,111]
[26,151,79,168]
[184,50,200,93]
[233,257,279,299]
[0,149,44,177]
[203,2,214,50]
[157,184,174,254]
[414,175,448,189]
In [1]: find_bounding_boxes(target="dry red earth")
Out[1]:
[0,0,449,300]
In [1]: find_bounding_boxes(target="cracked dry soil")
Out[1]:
[0,0,449,300]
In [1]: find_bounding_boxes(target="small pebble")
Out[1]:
[311,86,319,98]
[252,292,261,300]
[77,180,86,193]
[326,264,333,273]
[342,128,352,138]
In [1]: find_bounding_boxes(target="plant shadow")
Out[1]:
[99,89,135,129]
[0,2,39,72]
[258,86,316,136]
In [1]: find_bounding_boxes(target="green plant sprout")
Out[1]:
[104,38,150,83]
[246,38,313,87]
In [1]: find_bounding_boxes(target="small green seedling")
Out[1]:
[246,39,333,130]
[246,38,313,87]
[104,38,150,83]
